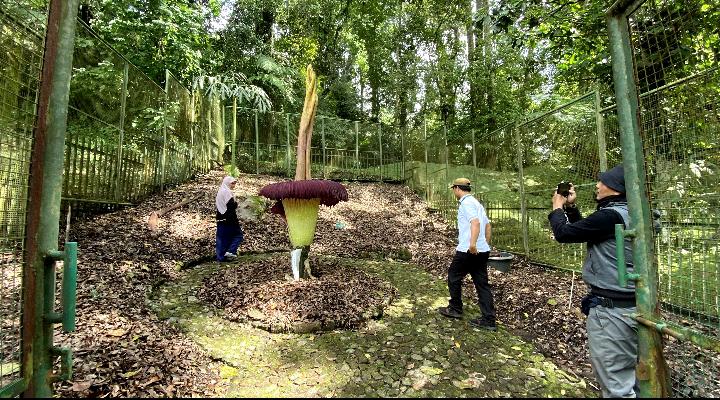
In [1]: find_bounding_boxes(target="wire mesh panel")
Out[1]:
[356,121,382,180]
[233,107,257,174]
[0,0,46,390]
[422,120,452,216]
[257,110,293,177]
[627,1,720,395]
[66,21,125,205]
[164,72,193,186]
[321,116,358,180]
[122,63,166,203]
[380,123,403,181]
[475,124,524,254]
[518,94,600,271]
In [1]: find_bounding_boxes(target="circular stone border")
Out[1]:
[196,254,398,333]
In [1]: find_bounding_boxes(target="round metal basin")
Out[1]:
[488,252,514,273]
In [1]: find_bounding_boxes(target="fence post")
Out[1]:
[23,0,81,396]
[424,118,429,202]
[232,97,237,172]
[443,122,449,191]
[378,123,383,181]
[513,123,529,257]
[189,91,195,174]
[205,97,211,171]
[401,125,406,181]
[286,113,291,177]
[607,7,670,396]
[595,89,607,172]
[321,116,326,179]
[114,62,129,202]
[221,100,226,164]
[472,129,478,187]
[254,109,259,175]
[354,121,359,179]
[160,70,169,192]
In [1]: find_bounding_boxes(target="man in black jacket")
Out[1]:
[549,164,638,398]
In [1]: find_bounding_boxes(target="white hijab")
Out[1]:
[216,176,236,214]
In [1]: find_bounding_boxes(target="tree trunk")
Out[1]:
[467,0,477,123]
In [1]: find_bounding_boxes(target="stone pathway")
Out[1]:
[151,254,594,397]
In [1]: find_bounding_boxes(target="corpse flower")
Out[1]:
[259,65,349,280]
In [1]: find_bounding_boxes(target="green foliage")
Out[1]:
[84,0,218,83]
[223,164,242,178]
[193,72,272,111]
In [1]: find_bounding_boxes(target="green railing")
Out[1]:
[63,20,219,211]
[0,1,47,396]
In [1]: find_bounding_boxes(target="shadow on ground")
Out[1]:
[150,253,595,398]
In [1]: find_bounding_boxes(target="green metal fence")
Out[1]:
[609,0,719,396]
[227,107,406,182]
[63,20,218,213]
[0,1,46,394]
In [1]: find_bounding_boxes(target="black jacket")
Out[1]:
[216,197,240,227]
[548,195,627,245]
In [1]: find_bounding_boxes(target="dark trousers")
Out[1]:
[216,224,244,261]
[447,250,495,322]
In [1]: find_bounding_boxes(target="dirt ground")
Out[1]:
[54,170,718,397]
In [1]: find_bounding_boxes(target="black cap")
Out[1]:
[598,164,625,193]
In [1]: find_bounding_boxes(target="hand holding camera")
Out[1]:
[552,181,576,210]
[557,182,572,197]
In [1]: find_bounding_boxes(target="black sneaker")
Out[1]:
[437,306,463,319]
[469,318,497,331]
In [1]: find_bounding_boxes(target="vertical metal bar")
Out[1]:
[595,89,607,172]
[115,62,128,201]
[286,113,291,177]
[232,97,237,172]
[443,123,449,188]
[221,100,226,165]
[206,97,211,170]
[254,109,259,175]
[513,124,529,256]
[161,70,169,192]
[321,116,326,179]
[354,121,359,179]
[471,129,477,187]
[401,125,406,181]
[607,7,670,397]
[424,118,429,201]
[23,0,81,396]
[378,123,383,181]
[189,92,195,173]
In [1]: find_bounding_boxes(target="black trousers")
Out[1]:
[447,250,495,322]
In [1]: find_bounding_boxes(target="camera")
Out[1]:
[556,181,572,197]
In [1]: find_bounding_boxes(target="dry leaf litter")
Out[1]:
[54,170,719,397]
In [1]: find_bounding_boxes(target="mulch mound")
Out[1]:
[197,255,397,333]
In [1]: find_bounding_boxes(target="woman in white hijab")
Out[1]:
[215,176,244,261]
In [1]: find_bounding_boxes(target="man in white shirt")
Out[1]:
[437,178,496,330]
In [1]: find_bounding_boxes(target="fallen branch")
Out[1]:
[148,193,204,231]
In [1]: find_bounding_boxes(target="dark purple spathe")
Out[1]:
[259,179,349,207]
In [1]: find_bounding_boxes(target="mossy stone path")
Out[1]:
[151,254,594,397]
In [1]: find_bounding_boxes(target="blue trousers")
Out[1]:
[216,224,244,261]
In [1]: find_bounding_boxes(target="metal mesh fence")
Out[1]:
[0,0,46,390]
[63,20,218,212]
[228,109,407,182]
[625,0,720,395]
[517,94,602,271]
[475,123,524,253]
